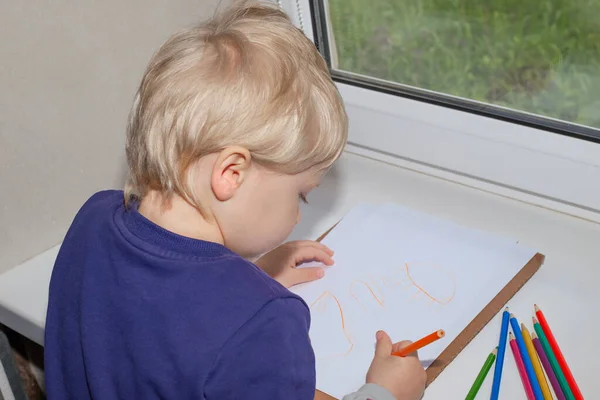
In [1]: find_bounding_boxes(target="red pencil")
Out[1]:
[509,332,535,400]
[535,304,583,400]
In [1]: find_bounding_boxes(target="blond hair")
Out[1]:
[124,1,347,209]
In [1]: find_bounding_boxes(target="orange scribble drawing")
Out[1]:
[349,279,386,308]
[369,275,385,300]
[307,262,457,360]
[310,291,354,358]
[380,275,401,287]
[409,291,421,302]
[404,262,456,305]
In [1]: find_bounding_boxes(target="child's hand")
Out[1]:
[255,241,334,288]
[366,331,426,400]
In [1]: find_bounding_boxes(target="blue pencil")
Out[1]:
[509,314,543,400]
[490,307,510,400]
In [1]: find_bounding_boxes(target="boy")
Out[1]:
[44,2,426,399]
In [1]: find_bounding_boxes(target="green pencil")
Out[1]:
[533,317,575,400]
[465,347,497,400]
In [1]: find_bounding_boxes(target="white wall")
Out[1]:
[0,0,222,273]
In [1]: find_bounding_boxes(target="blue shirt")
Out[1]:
[44,190,316,400]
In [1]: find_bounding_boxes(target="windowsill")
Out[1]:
[1,151,598,398]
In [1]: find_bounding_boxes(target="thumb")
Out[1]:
[374,330,393,358]
[286,267,325,287]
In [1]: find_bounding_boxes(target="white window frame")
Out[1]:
[277,0,600,222]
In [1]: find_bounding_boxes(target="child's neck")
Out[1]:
[138,191,224,246]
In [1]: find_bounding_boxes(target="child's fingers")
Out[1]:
[311,242,334,256]
[392,340,419,358]
[290,240,334,256]
[285,267,324,287]
[292,245,334,266]
[374,330,393,358]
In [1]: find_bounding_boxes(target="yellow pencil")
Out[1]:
[521,323,553,400]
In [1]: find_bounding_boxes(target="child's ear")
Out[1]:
[210,146,252,201]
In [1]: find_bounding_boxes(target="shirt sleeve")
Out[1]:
[204,297,316,400]
[341,384,396,400]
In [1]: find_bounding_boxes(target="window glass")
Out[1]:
[326,0,600,130]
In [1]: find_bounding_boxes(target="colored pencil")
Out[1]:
[465,347,497,400]
[510,314,543,400]
[533,317,575,400]
[490,307,510,400]
[521,323,553,400]
[535,305,583,400]
[533,332,566,400]
[510,332,535,400]
[392,329,445,357]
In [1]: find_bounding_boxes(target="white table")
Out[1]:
[1,152,598,399]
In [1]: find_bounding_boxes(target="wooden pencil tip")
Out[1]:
[534,304,540,312]
[437,329,445,338]
[532,332,538,339]
[520,323,526,330]
[505,306,509,312]
[509,332,514,339]
[492,347,498,355]
[532,316,539,324]
[509,313,515,318]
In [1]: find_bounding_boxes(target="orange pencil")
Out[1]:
[392,329,445,357]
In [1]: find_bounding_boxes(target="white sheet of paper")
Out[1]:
[291,203,537,398]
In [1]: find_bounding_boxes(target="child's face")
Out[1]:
[216,165,323,259]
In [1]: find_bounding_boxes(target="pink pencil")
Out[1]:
[509,332,535,400]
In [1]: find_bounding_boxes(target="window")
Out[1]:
[278,0,600,221]
[325,0,600,135]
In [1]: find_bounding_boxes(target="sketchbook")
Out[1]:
[290,203,544,399]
